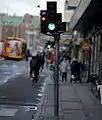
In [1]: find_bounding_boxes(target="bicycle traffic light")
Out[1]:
[40,10,47,34]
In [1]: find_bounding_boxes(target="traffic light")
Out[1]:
[40,10,47,34]
[47,1,57,13]
[47,45,51,49]
[46,41,55,48]
[46,13,57,33]
[56,22,66,33]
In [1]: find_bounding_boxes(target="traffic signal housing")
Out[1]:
[56,22,66,33]
[47,1,57,13]
[40,10,47,34]
[46,13,62,33]
[46,13,57,33]
[46,41,55,48]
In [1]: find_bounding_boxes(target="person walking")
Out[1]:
[25,49,31,62]
[60,57,68,82]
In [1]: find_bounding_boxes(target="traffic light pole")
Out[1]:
[54,33,60,117]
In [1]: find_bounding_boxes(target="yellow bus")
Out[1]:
[3,37,27,59]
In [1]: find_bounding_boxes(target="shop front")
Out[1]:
[70,0,102,83]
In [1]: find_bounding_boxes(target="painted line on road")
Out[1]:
[0,108,18,116]
[24,106,38,112]
[1,64,9,68]
[36,98,41,101]
[38,93,42,97]
[1,71,19,86]
[36,75,50,105]
[3,72,11,75]
[15,73,22,75]
[4,79,8,83]
[40,74,45,77]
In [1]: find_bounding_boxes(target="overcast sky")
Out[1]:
[0,0,64,16]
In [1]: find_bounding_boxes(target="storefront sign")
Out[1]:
[81,40,89,50]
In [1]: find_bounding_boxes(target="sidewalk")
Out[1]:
[34,72,102,120]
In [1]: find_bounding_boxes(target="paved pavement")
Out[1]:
[34,71,102,120]
[0,59,50,120]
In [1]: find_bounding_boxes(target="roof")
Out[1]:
[32,16,40,28]
[0,14,22,26]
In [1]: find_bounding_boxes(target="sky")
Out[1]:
[0,0,64,16]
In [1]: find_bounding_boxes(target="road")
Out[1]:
[0,59,49,120]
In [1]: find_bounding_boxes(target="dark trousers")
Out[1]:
[40,63,44,70]
[30,68,38,82]
[62,72,67,82]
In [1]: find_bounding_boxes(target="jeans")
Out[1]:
[62,72,67,82]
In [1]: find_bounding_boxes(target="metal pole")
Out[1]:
[54,33,60,117]
[87,46,91,82]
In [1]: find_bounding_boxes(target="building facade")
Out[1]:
[0,13,40,52]
[70,0,102,83]
[64,0,81,23]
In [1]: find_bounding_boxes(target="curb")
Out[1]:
[32,74,51,120]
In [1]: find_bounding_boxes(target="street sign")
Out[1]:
[60,33,73,40]
[40,34,54,42]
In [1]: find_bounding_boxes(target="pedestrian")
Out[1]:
[50,50,54,64]
[70,59,81,83]
[25,49,31,62]
[60,57,68,82]
[29,53,39,83]
[39,51,45,71]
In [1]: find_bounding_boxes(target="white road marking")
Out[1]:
[40,74,45,77]
[34,107,37,111]
[0,108,18,116]
[15,73,22,75]
[1,65,8,68]
[3,72,11,75]
[38,89,43,93]
[24,106,37,112]
[12,65,17,68]
[4,79,8,83]
[39,86,45,92]
[38,93,42,97]
[36,98,41,101]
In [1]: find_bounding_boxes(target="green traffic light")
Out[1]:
[47,45,51,48]
[48,23,55,30]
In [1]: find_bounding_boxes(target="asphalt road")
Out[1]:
[0,59,49,120]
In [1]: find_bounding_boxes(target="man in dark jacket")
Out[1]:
[71,60,81,82]
[25,49,31,62]
[40,52,45,71]
[30,54,39,82]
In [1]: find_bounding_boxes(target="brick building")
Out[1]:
[0,13,40,42]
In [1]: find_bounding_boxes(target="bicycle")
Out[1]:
[90,69,101,100]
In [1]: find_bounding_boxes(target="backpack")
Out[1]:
[30,59,37,68]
